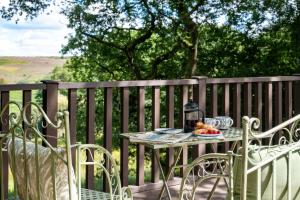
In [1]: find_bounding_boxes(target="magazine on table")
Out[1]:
[130,128,192,144]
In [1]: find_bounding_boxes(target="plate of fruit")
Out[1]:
[192,122,222,137]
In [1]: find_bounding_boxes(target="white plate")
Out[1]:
[154,128,183,134]
[193,133,223,137]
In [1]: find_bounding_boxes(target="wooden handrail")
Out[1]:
[0,83,44,91]
[56,76,300,89]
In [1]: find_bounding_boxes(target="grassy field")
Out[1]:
[0,56,66,109]
[0,57,66,84]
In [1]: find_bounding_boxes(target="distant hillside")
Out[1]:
[0,57,67,84]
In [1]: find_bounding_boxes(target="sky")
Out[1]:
[0,3,71,56]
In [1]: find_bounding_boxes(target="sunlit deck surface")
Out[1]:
[132,178,227,200]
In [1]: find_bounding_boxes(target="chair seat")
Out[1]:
[81,188,120,200]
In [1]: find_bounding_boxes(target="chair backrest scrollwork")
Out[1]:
[0,101,75,200]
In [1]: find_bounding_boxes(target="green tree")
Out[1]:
[2,0,300,79]
[0,0,256,79]
[60,0,233,79]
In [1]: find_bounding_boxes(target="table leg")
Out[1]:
[158,147,183,200]
[155,150,172,200]
[207,141,238,199]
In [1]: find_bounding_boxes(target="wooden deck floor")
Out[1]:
[132,178,227,200]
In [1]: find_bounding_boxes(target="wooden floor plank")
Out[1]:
[132,178,227,200]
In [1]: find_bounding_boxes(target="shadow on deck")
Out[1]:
[132,178,227,200]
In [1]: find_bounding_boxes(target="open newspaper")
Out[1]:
[130,129,192,144]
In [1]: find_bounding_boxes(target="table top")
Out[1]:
[121,127,244,149]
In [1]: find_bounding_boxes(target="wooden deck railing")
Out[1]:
[1,76,300,198]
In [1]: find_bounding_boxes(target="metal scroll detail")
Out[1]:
[22,102,64,137]
[0,101,23,132]
[121,187,133,200]
[244,115,300,164]
[179,154,231,200]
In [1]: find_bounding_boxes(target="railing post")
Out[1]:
[284,81,293,121]
[166,85,175,179]
[104,87,113,192]
[293,74,300,115]
[179,85,188,177]
[192,76,207,162]
[86,88,95,189]
[68,89,77,168]
[120,87,129,186]
[151,86,160,183]
[41,80,59,147]
[137,87,145,186]
[264,82,273,131]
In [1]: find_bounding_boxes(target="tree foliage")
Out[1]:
[60,0,233,79]
[2,0,300,80]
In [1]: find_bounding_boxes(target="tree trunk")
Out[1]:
[176,1,200,79]
[185,33,199,78]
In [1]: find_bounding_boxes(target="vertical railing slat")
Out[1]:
[121,87,129,186]
[274,82,283,126]
[180,85,188,176]
[221,83,230,152]
[22,90,32,131]
[284,81,293,121]
[222,83,230,115]
[265,82,273,130]
[104,87,113,192]
[0,91,9,199]
[293,78,300,115]
[86,88,95,189]
[233,83,241,127]
[274,82,283,143]
[211,84,218,117]
[254,83,263,131]
[192,77,206,160]
[166,86,174,179]
[232,83,241,151]
[68,89,77,168]
[244,82,252,117]
[210,84,218,153]
[151,86,160,183]
[137,87,145,186]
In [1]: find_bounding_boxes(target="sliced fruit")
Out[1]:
[207,128,220,134]
[193,129,208,134]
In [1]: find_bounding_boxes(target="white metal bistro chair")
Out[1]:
[179,114,300,200]
[0,101,132,200]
